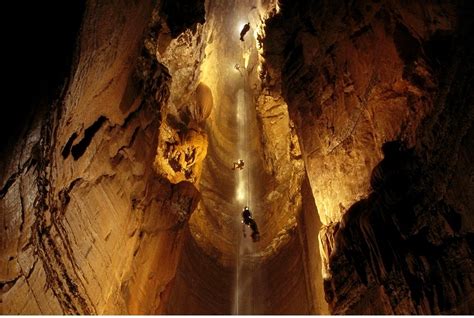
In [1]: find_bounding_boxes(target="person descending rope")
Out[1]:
[242,206,260,242]
[239,23,250,41]
[234,63,244,76]
[232,159,245,170]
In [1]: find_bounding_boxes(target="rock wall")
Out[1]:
[164,229,234,314]
[4,0,472,314]
[298,176,329,314]
[166,0,322,314]
[2,0,323,314]
[262,0,474,314]
[1,0,206,314]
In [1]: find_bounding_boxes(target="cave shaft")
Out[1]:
[165,0,319,314]
[4,0,471,315]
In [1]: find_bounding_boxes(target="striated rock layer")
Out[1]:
[2,0,473,315]
[2,0,323,314]
[166,0,326,314]
[262,0,474,314]
[1,0,206,314]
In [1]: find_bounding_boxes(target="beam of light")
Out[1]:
[236,174,246,203]
[243,50,250,69]
[235,88,246,204]
[236,20,248,34]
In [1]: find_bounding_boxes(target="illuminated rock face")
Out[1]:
[262,0,474,314]
[263,0,458,225]
[2,0,473,315]
[164,0,326,314]
[1,0,326,313]
[1,0,205,314]
[154,122,208,184]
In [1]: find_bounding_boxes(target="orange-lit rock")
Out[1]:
[1,0,206,314]
[263,0,457,225]
[2,0,473,315]
[190,83,214,124]
[262,0,474,314]
[154,122,208,184]
[163,0,328,314]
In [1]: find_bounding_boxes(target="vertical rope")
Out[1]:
[242,38,251,209]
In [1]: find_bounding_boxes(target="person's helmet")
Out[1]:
[244,206,249,210]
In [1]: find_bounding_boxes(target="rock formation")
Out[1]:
[2,0,206,314]
[1,0,473,315]
[262,0,474,314]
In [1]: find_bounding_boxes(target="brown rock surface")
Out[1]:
[262,0,474,314]
[1,0,206,314]
[2,0,473,315]
[166,0,325,314]
[263,0,458,225]
[154,123,208,184]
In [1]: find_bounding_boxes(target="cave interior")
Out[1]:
[1,0,474,315]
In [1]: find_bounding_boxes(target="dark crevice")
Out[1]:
[160,0,206,38]
[0,172,19,199]
[423,30,454,71]
[59,178,83,210]
[19,186,26,232]
[62,132,78,159]
[327,136,473,313]
[70,116,107,160]
[0,274,22,294]
[0,142,38,198]
[2,1,85,153]
[393,22,421,65]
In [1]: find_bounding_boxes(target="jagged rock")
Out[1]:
[2,0,473,315]
[1,0,206,314]
[325,141,474,314]
[263,0,457,225]
[262,0,474,314]
[154,122,208,184]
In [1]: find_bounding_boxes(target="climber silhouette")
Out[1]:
[232,159,245,170]
[239,23,250,41]
[242,206,260,242]
[234,63,244,76]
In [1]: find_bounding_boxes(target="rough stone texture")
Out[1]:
[298,176,329,314]
[164,229,234,314]
[166,0,326,314]
[1,0,206,314]
[262,0,474,314]
[4,0,472,315]
[154,122,208,184]
[152,12,210,186]
[2,0,325,314]
[263,0,460,225]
